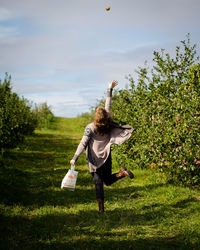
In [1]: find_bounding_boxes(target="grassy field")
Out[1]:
[0,117,200,250]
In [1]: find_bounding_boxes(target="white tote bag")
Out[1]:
[61,165,78,191]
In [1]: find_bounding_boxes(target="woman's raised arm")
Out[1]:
[105,80,118,115]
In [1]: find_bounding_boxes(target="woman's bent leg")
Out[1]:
[103,172,119,186]
[102,154,135,184]
[101,154,123,186]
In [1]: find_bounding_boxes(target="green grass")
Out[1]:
[0,117,200,249]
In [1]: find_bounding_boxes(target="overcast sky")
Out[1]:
[0,0,200,117]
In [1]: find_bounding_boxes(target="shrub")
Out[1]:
[0,74,38,152]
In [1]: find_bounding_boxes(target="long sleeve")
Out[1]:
[105,88,113,115]
[72,125,92,162]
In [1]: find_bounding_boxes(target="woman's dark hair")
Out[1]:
[94,106,112,135]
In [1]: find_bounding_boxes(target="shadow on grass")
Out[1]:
[0,131,86,206]
[1,210,199,250]
[20,133,79,153]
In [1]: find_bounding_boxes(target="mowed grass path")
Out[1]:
[0,117,200,250]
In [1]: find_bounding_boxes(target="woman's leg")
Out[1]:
[91,170,104,201]
[91,169,105,213]
[91,154,134,213]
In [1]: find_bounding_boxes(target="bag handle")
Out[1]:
[71,164,75,171]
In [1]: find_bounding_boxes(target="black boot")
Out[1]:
[116,166,134,179]
[97,200,104,214]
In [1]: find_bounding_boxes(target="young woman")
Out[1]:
[70,80,134,213]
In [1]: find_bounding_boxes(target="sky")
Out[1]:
[0,0,200,117]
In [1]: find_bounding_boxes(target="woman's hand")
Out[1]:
[109,80,118,89]
[70,159,75,165]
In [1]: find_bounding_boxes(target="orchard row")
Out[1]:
[0,74,54,153]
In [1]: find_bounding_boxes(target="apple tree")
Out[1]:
[111,35,200,185]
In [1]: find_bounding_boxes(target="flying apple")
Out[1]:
[105,6,110,11]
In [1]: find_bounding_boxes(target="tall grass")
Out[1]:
[0,117,200,249]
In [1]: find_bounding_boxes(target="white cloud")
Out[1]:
[0,7,13,21]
